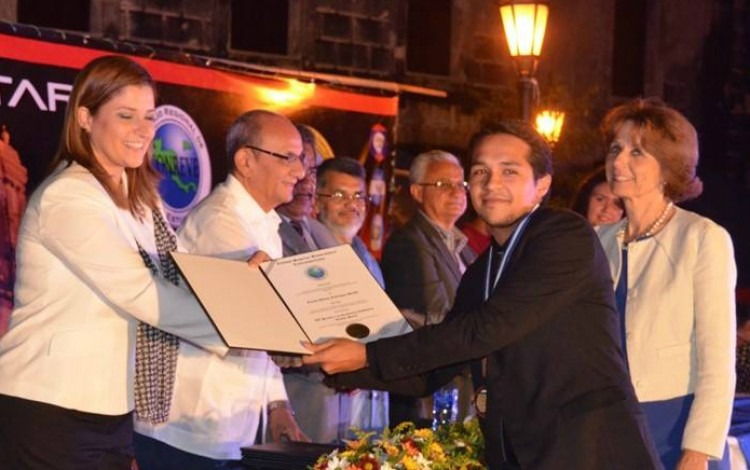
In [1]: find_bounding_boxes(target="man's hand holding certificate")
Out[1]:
[171,245,411,354]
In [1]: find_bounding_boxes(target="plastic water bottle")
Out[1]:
[432,385,458,429]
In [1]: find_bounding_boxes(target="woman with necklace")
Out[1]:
[597,99,736,470]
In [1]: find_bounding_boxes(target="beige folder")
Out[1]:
[171,245,411,354]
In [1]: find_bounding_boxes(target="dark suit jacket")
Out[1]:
[332,208,659,469]
[381,211,476,321]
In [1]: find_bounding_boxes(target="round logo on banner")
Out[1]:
[152,105,211,228]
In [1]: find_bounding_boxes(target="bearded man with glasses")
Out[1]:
[315,157,382,286]
[314,156,389,436]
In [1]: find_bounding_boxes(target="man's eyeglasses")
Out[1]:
[316,191,370,204]
[416,180,469,192]
[244,145,306,166]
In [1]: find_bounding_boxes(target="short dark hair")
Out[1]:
[316,157,366,191]
[571,167,608,216]
[296,124,316,147]
[600,98,702,202]
[467,119,553,180]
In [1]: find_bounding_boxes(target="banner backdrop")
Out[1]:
[0,30,397,334]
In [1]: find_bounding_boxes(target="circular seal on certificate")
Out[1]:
[346,323,370,339]
[305,266,327,280]
[473,387,487,418]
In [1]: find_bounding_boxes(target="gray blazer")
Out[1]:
[278,216,338,256]
[381,211,476,322]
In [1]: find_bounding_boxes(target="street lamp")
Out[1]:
[499,1,549,121]
[534,109,565,147]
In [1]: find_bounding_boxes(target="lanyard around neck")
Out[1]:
[483,205,538,300]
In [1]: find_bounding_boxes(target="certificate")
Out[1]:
[171,245,411,354]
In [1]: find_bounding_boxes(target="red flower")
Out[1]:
[401,438,419,456]
[357,455,380,470]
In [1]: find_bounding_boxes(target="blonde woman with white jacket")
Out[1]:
[597,98,736,470]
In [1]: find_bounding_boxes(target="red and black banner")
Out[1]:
[0,28,398,334]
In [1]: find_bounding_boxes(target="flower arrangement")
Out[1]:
[311,419,486,470]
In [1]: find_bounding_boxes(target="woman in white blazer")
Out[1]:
[0,56,227,469]
[597,99,736,470]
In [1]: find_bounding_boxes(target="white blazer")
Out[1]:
[597,206,736,459]
[0,163,226,415]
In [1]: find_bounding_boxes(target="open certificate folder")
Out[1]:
[171,245,412,354]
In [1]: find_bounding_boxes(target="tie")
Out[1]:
[289,219,305,237]
[134,209,181,424]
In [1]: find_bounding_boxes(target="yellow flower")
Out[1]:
[401,456,419,470]
[414,428,433,440]
[427,442,446,462]
[383,442,399,456]
[346,436,369,451]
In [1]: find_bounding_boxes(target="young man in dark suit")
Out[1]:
[303,120,659,469]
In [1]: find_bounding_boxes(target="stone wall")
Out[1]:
[1,0,748,282]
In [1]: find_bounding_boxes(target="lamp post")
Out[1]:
[499,1,549,122]
[534,109,565,147]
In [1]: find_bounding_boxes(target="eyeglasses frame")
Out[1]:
[244,144,306,166]
[316,191,371,204]
[415,180,469,192]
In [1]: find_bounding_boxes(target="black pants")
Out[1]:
[0,394,134,470]
[134,433,245,470]
[388,393,432,430]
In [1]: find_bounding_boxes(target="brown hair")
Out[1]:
[600,98,702,202]
[49,55,160,215]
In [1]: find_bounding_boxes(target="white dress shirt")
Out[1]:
[134,174,288,460]
[598,206,736,458]
[0,163,226,415]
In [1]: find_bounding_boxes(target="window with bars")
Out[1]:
[230,0,289,54]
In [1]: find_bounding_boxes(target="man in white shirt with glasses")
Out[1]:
[134,110,307,469]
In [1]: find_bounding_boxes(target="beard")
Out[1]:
[479,208,533,230]
[321,213,363,241]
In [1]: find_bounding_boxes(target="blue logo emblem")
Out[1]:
[152,105,211,228]
[306,266,327,280]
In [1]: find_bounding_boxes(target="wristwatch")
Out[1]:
[267,400,294,415]
[473,387,487,418]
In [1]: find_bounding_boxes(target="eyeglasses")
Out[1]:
[416,180,469,192]
[316,191,370,204]
[244,145,306,166]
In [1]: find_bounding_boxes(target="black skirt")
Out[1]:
[0,393,134,469]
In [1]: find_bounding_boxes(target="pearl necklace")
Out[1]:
[625,201,674,243]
